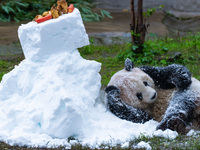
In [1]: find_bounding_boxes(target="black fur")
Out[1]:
[156,90,196,134]
[106,85,152,123]
[139,64,192,91]
[125,58,134,71]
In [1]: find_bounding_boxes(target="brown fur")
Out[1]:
[153,88,176,121]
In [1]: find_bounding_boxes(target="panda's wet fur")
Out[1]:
[106,58,200,133]
[107,67,177,122]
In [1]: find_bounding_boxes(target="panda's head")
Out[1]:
[106,58,157,109]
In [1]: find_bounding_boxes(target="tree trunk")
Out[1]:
[130,0,146,54]
[130,0,135,44]
[136,0,145,54]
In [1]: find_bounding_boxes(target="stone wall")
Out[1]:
[95,0,200,18]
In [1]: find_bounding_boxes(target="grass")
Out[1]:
[0,58,22,80]
[1,34,200,149]
[79,34,200,87]
[128,133,200,150]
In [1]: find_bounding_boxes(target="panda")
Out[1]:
[105,58,200,134]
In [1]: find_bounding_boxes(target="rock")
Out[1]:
[167,52,182,62]
[89,32,131,45]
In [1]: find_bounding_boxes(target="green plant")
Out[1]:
[0,0,112,22]
[73,1,112,22]
[143,5,164,19]
[0,0,29,21]
[130,1,164,59]
[117,42,171,66]
[79,37,95,55]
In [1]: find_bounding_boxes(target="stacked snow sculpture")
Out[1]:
[0,8,101,146]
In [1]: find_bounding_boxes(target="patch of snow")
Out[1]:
[121,141,129,148]
[187,129,200,136]
[0,8,179,148]
[153,129,178,139]
[134,141,152,150]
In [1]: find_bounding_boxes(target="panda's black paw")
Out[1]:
[172,66,192,90]
[167,116,187,134]
[105,85,121,103]
[105,85,120,94]
[157,115,188,134]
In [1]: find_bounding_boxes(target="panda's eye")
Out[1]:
[143,81,149,86]
[136,93,143,101]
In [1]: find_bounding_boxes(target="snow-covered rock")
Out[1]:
[0,8,102,146]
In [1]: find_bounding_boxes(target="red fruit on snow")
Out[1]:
[36,14,52,23]
[68,4,74,13]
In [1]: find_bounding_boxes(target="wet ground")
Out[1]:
[0,10,200,57]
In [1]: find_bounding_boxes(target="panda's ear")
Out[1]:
[105,85,120,94]
[125,58,134,71]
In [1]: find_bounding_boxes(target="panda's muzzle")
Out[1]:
[151,92,157,100]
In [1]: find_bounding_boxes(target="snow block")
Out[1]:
[18,8,89,60]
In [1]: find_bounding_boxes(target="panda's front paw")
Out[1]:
[172,67,192,90]
[167,116,187,134]
[157,115,188,134]
[106,85,121,104]
[105,86,120,98]
[105,85,120,94]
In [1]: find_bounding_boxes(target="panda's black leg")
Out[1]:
[106,85,152,123]
[125,58,191,90]
[156,90,196,134]
[156,113,188,134]
[139,64,192,90]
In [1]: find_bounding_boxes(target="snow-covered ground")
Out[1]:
[0,8,179,149]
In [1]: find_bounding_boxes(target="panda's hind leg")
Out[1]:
[157,90,196,134]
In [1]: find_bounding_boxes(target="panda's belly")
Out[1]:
[152,88,177,122]
[190,77,200,130]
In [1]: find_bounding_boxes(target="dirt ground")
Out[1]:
[0,11,168,45]
[0,22,21,45]
[85,11,168,36]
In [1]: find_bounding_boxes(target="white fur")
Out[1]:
[108,68,157,110]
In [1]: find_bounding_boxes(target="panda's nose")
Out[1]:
[151,92,157,100]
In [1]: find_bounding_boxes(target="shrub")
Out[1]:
[0,0,111,22]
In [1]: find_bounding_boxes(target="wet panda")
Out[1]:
[106,58,200,134]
